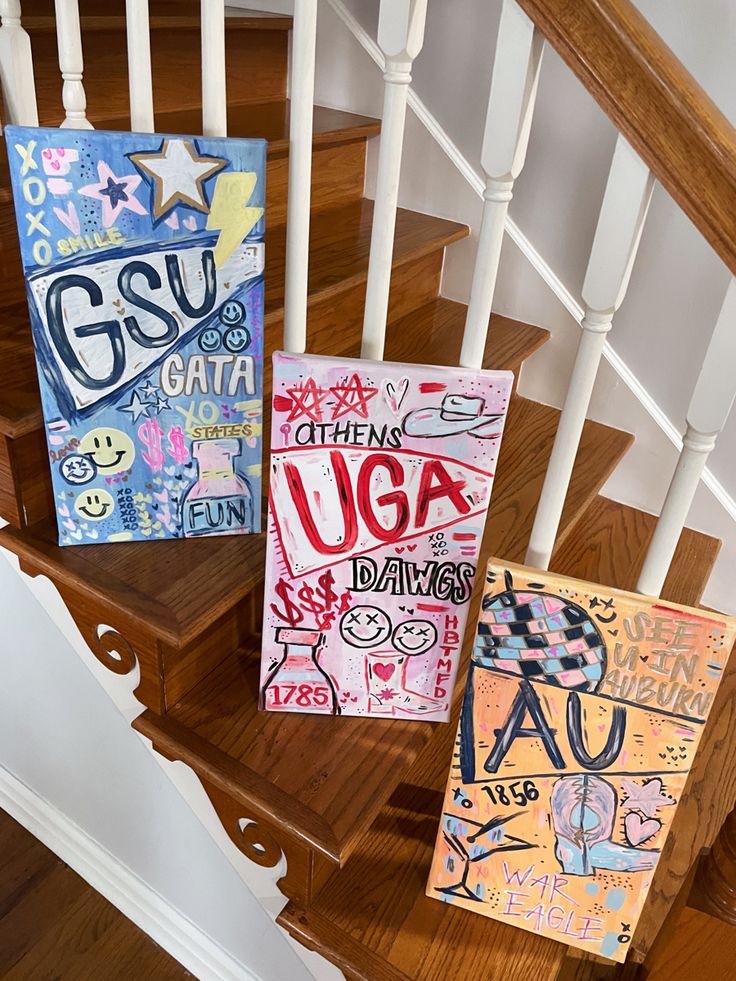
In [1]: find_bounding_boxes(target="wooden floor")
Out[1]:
[0,809,190,979]
[648,908,736,981]
[1,805,734,978]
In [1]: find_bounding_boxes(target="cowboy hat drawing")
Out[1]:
[402,394,503,439]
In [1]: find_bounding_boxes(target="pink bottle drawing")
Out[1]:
[181,438,254,537]
[260,627,339,715]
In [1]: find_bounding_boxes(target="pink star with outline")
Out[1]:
[79,161,147,227]
[621,778,675,818]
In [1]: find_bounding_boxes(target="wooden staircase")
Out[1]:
[0,6,733,979]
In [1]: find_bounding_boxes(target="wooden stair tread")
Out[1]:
[20,1,292,32]
[0,200,462,438]
[487,399,632,564]
[0,300,548,648]
[126,396,630,870]
[550,495,721,609]
[262,200,467,323]
[93,101,381,156]
[276,496,719,980]
[381,300,549,373]
[133,645,434,864]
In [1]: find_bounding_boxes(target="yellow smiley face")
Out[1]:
[74,488,115,521]
[78,427,135,473]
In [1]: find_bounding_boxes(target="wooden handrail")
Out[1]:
[516,0,736,276]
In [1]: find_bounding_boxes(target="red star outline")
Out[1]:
[285,377,329,422]
[329,373,378,420]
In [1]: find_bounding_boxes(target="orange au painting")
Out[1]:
[427,559,736,962]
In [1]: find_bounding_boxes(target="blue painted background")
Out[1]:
[5,126,266,546]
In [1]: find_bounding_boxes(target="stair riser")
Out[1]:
[268,139,366,225]
[162,581,264,709]
[198,776,336,907]
[13,562,263,713]
[0,430,53,528]
[25,26,288,127]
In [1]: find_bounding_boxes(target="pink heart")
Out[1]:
[62,518,76,531]
[624,812,660,846]
[57,504,70,517]
[153,489,169,503]
[183,216,197,231]
[49,434,64,445]
[598,724,606,732]
[382,377,409,415]
[652,727,661,736]
[374,663,395,682]
[54,201,80,235]
[165,213,179,229]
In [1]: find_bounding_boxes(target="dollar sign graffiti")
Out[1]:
[167,425,189,465]
[270,578,304,627]
[138,419,165,472]
[297,569,339,615]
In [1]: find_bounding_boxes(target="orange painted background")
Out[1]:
[427,560,736,962]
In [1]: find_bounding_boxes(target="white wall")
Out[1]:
[237,0,736,611]
[0,547,336,981]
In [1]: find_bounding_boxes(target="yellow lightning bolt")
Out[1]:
[206,171,264,268]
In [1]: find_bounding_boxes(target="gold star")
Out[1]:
[129,139,227,219]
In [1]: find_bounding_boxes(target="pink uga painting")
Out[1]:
[259,352,513,721]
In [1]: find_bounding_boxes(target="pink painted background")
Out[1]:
[259,352,513,721]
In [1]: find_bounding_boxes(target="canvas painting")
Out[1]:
[427,559,736,960]
[5,125,266,545]
[259,352,513,721]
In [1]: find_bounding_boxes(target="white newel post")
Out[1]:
[283,0,317,353]
[526,135,654,569]
[361,0,428,361]
[201,0,226,138]
[637,279,736,597]
[126,0,153,132]
[459,0,543,370]
[54,0,92,128]
[0,0,38,126]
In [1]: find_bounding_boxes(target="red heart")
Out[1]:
[374,663,395,682]
[407,544,417,552]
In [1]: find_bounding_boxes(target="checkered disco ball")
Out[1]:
[473,572,606,693]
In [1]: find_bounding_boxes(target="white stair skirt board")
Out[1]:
[0,764,260,981]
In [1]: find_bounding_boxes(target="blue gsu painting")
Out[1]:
[6,126,266,545]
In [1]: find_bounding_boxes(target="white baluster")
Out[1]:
[0,0,38,126]
[201,0,226,137]
[126,0,153,132]
[54,0,92,128]
[460,0,543,370]
[637,279,736,597]
[361,0,428,361]
[526,135,654,570]
[283,0,317,353]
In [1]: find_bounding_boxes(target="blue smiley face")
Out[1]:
[223,325,251,353]
[198,327,222,352]
[219,299,246,326]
